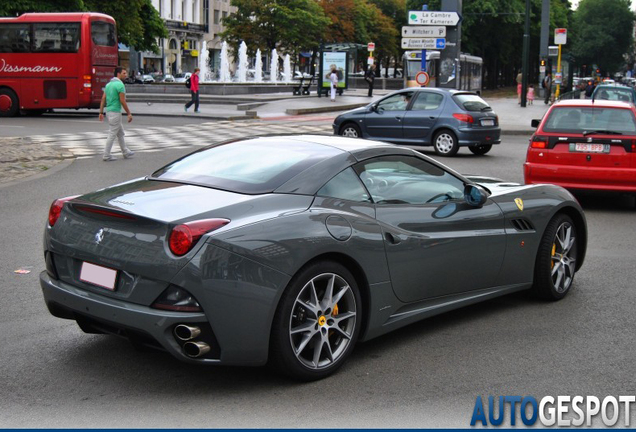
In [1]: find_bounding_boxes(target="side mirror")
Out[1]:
[531,119,541,128]
[369,104,377,112]
[464,184,488,208]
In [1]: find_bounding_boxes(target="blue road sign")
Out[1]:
[436,38,446,49]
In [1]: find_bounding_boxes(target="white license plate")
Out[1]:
[80,262,117,291]
[572,143,610,153]
[481,119,495,126]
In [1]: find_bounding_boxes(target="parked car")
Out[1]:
[333,87,501,156]
[591,84,636,103]
[174,72,192,83]
[156,74,175,83]
[525,99,636,193]
[135,74,155,84]
[40,135,586,381]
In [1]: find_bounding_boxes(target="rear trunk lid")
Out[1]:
[46,178,312,303]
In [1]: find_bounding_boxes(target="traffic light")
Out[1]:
[540,59,546,67]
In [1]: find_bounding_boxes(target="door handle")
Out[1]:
[385,232,402,244]
[429,116,436,119]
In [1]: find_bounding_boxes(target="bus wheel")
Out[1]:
[0,88,19,117]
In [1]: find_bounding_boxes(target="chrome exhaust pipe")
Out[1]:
[174,324,201,341]
[183,341,210,358]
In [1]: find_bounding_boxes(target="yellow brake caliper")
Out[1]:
[551,243,556,268]
[329,304,339,337]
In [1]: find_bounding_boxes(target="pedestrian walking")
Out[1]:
[328,66,338,102]
[543,72,553,105]
[99,66,134,161]
[516,70,523,104]
[584,80,595,99]
[184,67,200,113]
[527,84,535,105]
[365,64,376,97]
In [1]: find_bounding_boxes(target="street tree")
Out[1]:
[0,0,167,53]
[221,0,330,58]
[571,0,634,75]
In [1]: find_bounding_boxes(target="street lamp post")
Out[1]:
[521,0,530,107]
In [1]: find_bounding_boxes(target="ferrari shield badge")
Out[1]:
[514,198,524,211]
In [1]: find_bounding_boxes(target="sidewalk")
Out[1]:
[55,88,548,135]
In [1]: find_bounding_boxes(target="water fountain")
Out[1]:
[199,40,211,82]
[236,41,248,82]
[270,48,279,83]
[254,49,263,83]
[219,41,231,83]
[283,54,292,82]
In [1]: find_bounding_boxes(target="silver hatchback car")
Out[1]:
[333,87,501,156]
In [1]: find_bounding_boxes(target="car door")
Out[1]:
[402,91,445,143]
[364,91,414,141]
[355,155,506,303]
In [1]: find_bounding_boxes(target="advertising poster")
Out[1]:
[321,51,347,89]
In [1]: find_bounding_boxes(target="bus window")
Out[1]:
[33,23,80,53]
[0,24,31,53]
[91,21,116,47]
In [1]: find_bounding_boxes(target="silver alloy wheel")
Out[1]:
[435,132,455,154]
[289,272,357,370]
[551,222,577,293]
[341,126,359,137]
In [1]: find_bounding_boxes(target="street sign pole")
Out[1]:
[421,49,427,72]
[521,0,530,107]
[556,44,562,99]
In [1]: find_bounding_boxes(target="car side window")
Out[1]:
[377,92,414,112]
[355,155,465,205]
[317,168,370,202]
[411,92,444,111]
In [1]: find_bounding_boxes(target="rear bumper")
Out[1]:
[40,271,222,364]
[524,162,636,192]
[456,127,501,146]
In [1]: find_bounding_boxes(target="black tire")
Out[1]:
[270,261,362,381]
[433,130,459,156]
[339,122,362,138]
[0,88,19,117]
[533,214,578,300]
[469,144,492,155]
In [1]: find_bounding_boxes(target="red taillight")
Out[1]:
[168,218,230,256]
[530,135,548,149]
[48,195,80,227]
[453,113,474,123]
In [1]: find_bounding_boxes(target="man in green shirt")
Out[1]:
[99,67,134,161]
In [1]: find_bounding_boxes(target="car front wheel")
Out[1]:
[270,261,361,381]
[340,123,361,138]
[533,214,578,300]
[469,144,492,155]
[433,130,459,156]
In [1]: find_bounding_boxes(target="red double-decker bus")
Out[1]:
[0,12,118,117]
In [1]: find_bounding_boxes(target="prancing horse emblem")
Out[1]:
[514,198,524,211]
[95,228,104,245]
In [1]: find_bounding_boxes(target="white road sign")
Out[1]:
[401,38,446,50]
[402,26,446,38]
[408,11,461,26]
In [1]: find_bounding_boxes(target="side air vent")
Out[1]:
[511,218,535,232]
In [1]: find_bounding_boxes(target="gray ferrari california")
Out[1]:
[40,135,587,380]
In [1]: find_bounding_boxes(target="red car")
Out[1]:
[525,99,636,192]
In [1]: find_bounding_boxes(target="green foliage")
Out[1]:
[221,0,331,57]
[0,0,167,53]
[571,0,634,74]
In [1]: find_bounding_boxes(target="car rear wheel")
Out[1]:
[340,123,361,138]
[469,144,492,155]
[0,88,19,117]
[533,214,578,300]
[270,261,361,381]
[433,130,459,156]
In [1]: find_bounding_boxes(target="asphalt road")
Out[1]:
[1,125,635,428]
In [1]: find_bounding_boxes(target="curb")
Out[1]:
[285,103,368,115]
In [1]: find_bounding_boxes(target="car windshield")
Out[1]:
[593,87,634,102]
[150,139,342,194]
[452,94,492,111]
[174,73,187,78]
[542,106,636,134]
